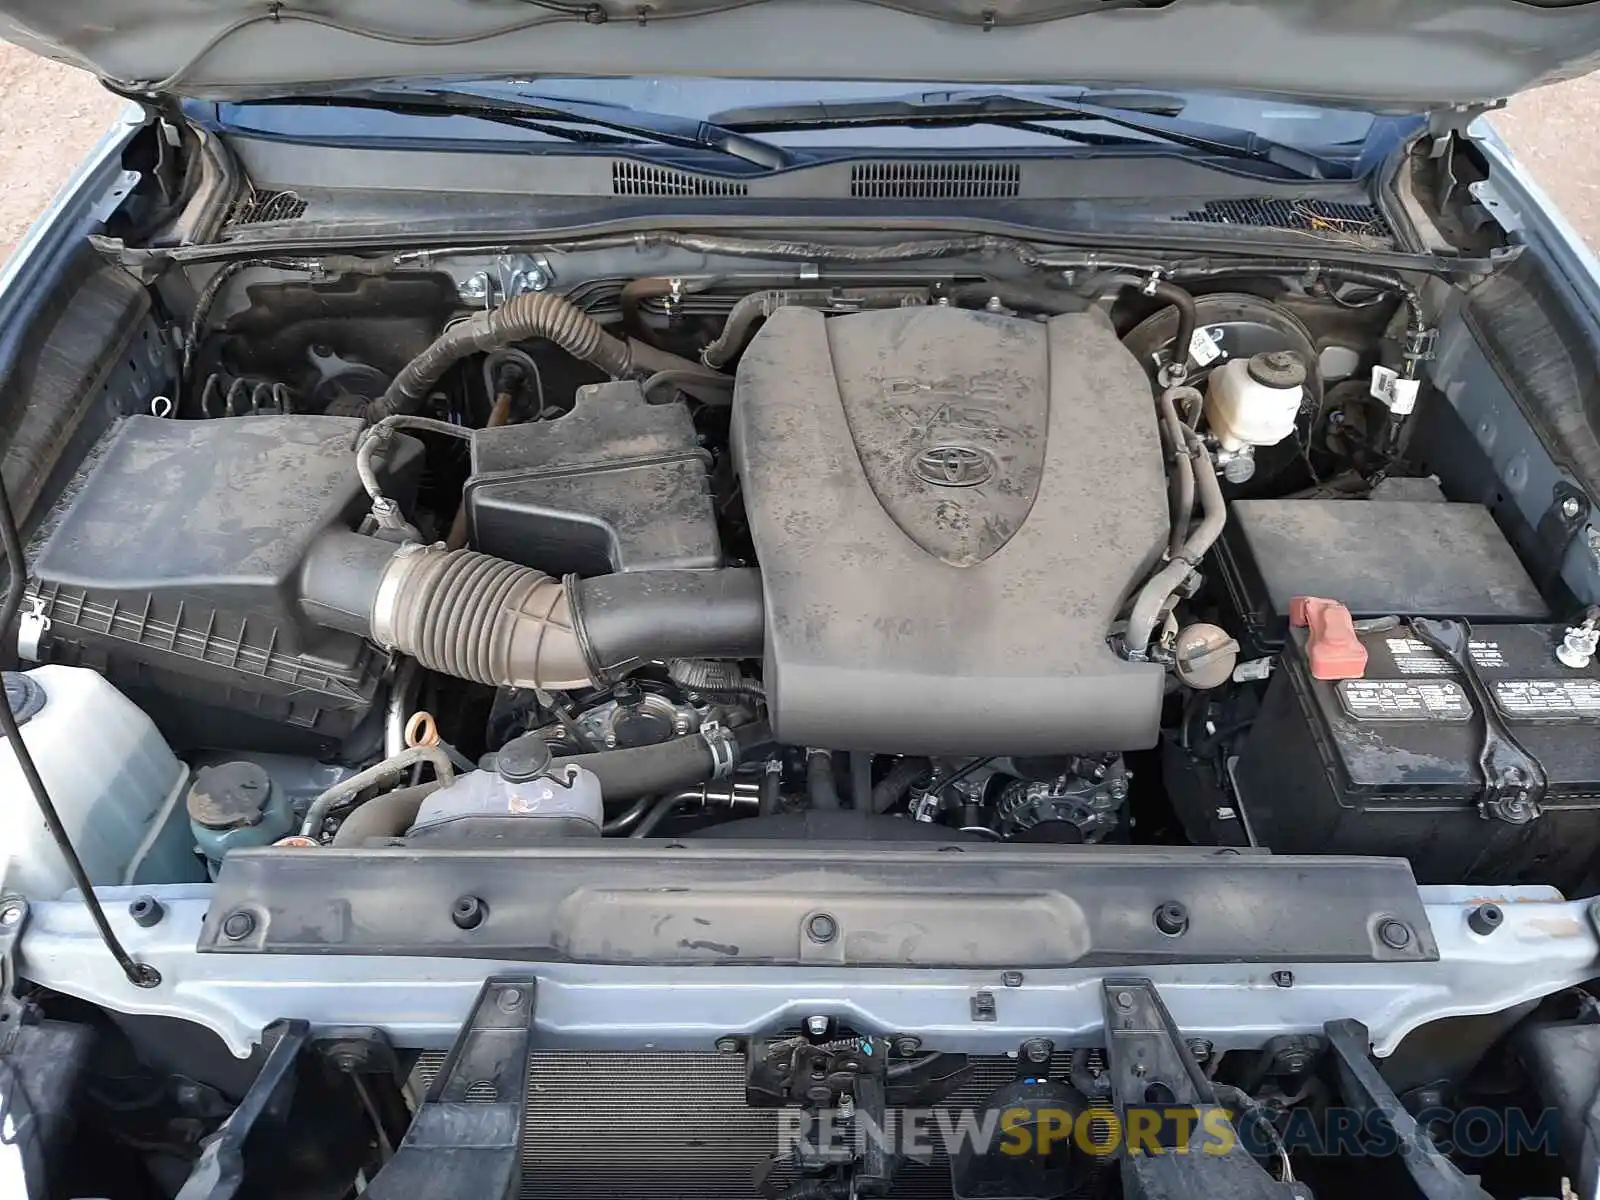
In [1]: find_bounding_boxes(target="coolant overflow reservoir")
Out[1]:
[1204,350,1307,452]
[406,733,604,844]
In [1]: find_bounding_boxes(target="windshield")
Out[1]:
[209,77,1400,163]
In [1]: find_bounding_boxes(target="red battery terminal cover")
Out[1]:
[1288,596,1369,680]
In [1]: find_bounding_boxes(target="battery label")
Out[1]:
[1337,678,1473,722]
[1383,637,1505,676]
[1493,678,1600,719]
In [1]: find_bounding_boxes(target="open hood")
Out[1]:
[3,0,1600,111]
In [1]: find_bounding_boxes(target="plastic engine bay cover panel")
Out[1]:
[732,305,1168,754]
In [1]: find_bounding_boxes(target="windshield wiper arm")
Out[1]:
[299,85,792,170]
[711,88,1190,125]
[711,89,1342,179]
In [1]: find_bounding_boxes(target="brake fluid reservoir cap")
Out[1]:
[1246,350,1308,390]
[496,732,555,784]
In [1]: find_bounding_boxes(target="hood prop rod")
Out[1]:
[0,477,158,989]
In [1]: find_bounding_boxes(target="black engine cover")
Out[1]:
[731,305,1168,755]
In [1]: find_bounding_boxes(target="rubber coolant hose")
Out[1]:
[330,781,445,847]
[347,723,774,842]
[300,744,455,838]
[806,749,841,810]
[551,730,748,801]
[871,756,930,814]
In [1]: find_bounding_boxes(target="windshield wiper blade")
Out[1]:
[299,85,792,170]
[711,89,1342,179]
[250,93,649,147]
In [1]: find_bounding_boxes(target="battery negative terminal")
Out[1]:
[1557,609,1600,670]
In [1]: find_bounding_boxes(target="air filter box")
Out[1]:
[25,415,421,753]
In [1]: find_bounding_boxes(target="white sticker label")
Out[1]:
[1370,365,1421,416]
[1383,637,1504,676]
[1188,327,1224,367]
[1338,678,1472,722]
[1494,678,1600,718]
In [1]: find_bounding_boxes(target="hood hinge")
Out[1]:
[1427,100,1503,136]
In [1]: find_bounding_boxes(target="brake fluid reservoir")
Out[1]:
[0,665,200,898]
[1204,350,1307,451]
[406,732,604,843]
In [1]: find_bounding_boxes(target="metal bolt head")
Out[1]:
[221,911,255,941]
[1114,990,1135,1010]
[0,903,22,928]
[1563,496,1584,520]
[497,988,523,1012]
[1378,919,1413,950]
[451,895,486,930]
[1001,970,1024,988]
[893,1036,922,1057]
[806,912,838,944]
[1022,1038,1053,1064]
[715,1036,741,1054]
[806,1015,831,1038]
[1186,1038,1213,1063]
[1154,901,1190,937]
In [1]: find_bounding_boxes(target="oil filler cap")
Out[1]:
[1289,596,1369,681]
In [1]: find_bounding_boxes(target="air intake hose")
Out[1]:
[367,291,713,422]
[301,532,764,690]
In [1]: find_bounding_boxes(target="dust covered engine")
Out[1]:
[732,305,1169,755]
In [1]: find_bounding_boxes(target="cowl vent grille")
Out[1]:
[227,189,307,225]
[1173,197,1392,242]
[611,161,749,196]
[850,161,1021,199]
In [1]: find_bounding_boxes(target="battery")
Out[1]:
[1233,622,1600,893]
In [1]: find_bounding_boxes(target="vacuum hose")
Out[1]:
[300,532,764,692]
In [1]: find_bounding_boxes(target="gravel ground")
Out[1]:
[0,49,1597,259]
[0,48,124,262]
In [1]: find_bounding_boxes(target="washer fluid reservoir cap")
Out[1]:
[496,732,556,784]
[187,761,273,830]
[1,672,46,730]
[1246,350,1307,389]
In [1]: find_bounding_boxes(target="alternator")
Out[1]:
[994,757,1129,842]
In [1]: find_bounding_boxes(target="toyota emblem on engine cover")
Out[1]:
[912,443,996,488]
